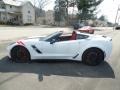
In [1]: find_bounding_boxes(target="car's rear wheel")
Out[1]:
[11,46,30,63]
[82,48,104,66]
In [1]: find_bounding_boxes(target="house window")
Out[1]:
[19,16,22,19]
[16,16,18,20]
[28,11,30,13]
[1,4,5,9]
[10,5,12,8]
[3,17,6,20]
[2,6,5,9]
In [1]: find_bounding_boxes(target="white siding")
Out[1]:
[0,1,35,25]
[45,10,54,25]
[22,3,35,24]
[6,5,21,13]
[0,13,7,22]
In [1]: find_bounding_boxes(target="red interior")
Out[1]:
[70,31,77,40]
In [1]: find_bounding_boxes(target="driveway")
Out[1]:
[0,26,119,90]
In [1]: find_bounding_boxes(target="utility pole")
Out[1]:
[66,0,69,25]
[114,5,120,30]
[115,5,120,25]
[34,0,36,24]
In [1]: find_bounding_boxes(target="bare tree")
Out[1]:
[37,0,51,9]
[33,0,51,23]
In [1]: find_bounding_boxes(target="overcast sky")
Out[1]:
[98,0,120,23]
[20,0,120,23]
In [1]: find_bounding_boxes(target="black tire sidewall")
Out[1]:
[11,46,30,63]
[82,48,104,66]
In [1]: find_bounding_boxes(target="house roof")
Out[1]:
[3,0,22,6]
[2,0,31,7]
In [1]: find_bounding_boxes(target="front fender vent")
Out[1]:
[31,45,42,54]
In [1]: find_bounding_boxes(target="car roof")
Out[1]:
[75,30,91,36]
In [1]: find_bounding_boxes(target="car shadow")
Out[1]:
[0,56,115,82]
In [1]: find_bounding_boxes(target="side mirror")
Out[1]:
[50,39,56,44]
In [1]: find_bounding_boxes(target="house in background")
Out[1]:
[36,10,54,25]
[0,0,35,25]
[45,10,54,25]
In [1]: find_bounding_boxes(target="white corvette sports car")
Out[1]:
[7,31,112,66]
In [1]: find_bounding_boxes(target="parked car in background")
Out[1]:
[73,22,84,29]
[115,25,120,30]
[78,26,95,34]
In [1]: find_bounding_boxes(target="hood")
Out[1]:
[16,36,45,45]
[27,36,45,39]
[20,36,45,41]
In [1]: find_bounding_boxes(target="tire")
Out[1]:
[11,46,30,63]
[82,48,104,66]
[115,27,120,30]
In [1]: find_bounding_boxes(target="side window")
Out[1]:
[77,34,89,39]
[46,33,61,42]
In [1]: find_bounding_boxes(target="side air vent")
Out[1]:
[31,45,42,54]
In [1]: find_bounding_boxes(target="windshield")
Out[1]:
[43,31,63,41]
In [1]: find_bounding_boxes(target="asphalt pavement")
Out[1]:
[0,26,120,90]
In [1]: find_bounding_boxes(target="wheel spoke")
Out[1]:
[83,48,104,66]
[11,46,30,63]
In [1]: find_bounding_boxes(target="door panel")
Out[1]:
[32,41,53,59]
[54,40,80,58]
[35,40,80,59]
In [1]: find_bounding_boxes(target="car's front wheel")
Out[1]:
[82,48,104,66]
[11,46,30,63]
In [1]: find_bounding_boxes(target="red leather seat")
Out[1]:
[70,31,77,40]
